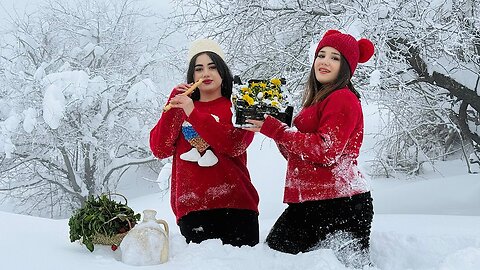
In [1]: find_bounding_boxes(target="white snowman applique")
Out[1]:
[180,114,220,167]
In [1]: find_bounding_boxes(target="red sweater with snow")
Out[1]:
[150,90,259,222]
[260,88,369,203]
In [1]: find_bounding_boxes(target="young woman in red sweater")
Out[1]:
[150,39,259,247]
[246,30,375,267]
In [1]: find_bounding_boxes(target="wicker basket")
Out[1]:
[91,217,133,246]
[91,232,128,246]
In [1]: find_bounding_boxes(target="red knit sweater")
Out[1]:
[150,90,259,222]
[260,88,369,203]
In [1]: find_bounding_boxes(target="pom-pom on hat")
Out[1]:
[315,30,374,75]
[188,38,225,63]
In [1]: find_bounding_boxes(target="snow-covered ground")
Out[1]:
[1,104,480,270]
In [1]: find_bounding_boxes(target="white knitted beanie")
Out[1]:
[187,38,225,62]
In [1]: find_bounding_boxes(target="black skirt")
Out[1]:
[178,208,259,247]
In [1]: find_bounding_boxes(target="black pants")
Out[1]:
[266,192,374,268]
[178,208,259,247]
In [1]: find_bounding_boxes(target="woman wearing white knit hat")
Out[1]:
[150,38,259,247]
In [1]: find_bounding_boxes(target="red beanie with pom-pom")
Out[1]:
[315,30,374,76]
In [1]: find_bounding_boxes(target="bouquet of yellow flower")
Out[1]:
[232,76,293,127]
[239,78,285,108]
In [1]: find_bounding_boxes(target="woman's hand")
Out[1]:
[243,119,264,132]
[174,83,192,93]
[169,83,195,116]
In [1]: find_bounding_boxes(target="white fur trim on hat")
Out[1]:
[188,38,225,62]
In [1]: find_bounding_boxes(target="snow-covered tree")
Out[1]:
[367,0,480,175]
[170,0,480,175]
[169,0,376,104]
[0,0,171,217]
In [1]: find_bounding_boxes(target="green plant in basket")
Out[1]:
[68,194,141,252]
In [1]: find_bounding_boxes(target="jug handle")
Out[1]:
[156,219,169,263]
[156,219,169,237]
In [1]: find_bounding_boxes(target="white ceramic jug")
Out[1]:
[120,209,169,265]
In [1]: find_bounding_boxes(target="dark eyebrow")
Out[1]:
[319,50,341,56]
[195,62,215,68]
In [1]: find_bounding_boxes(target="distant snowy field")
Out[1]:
[1,103,480,270]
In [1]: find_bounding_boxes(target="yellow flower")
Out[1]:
[235,78,286,108]
[241,87,250,93]
[271,78,281,87]
[242,94,255,106]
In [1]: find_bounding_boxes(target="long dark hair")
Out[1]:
[186,51,233,101]
[302,55,360,108]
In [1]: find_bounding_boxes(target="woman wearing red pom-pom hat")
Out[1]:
[245,30,375,268]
